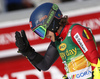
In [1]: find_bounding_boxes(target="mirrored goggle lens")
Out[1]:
[33,26,46,39]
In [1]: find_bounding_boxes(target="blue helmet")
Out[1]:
[29,2,62,39]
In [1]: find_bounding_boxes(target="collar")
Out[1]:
[59,23,72,41]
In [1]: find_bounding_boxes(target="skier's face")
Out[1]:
[46,30,55,42]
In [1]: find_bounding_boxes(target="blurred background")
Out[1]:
[0,0,100,79]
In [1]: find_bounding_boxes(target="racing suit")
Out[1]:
[55,23,99,79]
[26,23,100,79]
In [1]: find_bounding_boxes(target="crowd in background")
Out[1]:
[0,0,89,13]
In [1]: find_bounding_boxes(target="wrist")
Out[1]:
[19,46,36,57]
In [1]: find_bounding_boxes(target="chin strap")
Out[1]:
[54,25,65,41]
[54,33,61,41]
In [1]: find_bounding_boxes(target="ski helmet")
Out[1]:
[29,2,62,39]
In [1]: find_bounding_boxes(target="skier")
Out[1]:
[15,2,100,79]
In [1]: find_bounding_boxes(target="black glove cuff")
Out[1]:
[19,46,36,57]
[30,53,43,65]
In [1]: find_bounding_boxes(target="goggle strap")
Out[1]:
[43,4,58,29]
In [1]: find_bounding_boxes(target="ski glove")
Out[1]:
[15,30,36,57]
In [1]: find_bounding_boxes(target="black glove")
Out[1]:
[15,30,43,71]
[15,30,36,57]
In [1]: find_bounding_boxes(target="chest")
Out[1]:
[55,34,82,62]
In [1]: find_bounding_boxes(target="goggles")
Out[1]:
[33,4,58,39]
[33,25,46,39]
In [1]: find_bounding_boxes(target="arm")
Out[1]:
[71,25,100,79]
[15,30,59,71]
[29,41,59,71]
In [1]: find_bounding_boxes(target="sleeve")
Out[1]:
[28,41,59,71]
[71,24,100,70]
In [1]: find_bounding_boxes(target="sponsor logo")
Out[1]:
[35,15,47,27]
[39,15,47,22]
[67,67,92,79]
[0,30,39,45]
[66,48,77,56]
[71,70,92,79]
[29,21,32,28]
[68,30,71,37]
[72,17,100,30]
[52,4,58,11]
[59,43,67,51]
[71,74,76,79]
[82,29,90,39]
[0,66,63,79]
[59,48,77,59]
[74,33,88,53]
[47,11,55,24]
[59,53,66,59]
[58,14,61,17]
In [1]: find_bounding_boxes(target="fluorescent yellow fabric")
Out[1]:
[93,58,100,79]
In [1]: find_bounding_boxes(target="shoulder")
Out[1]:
[71,24,89,35]
[72,24,85,30]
